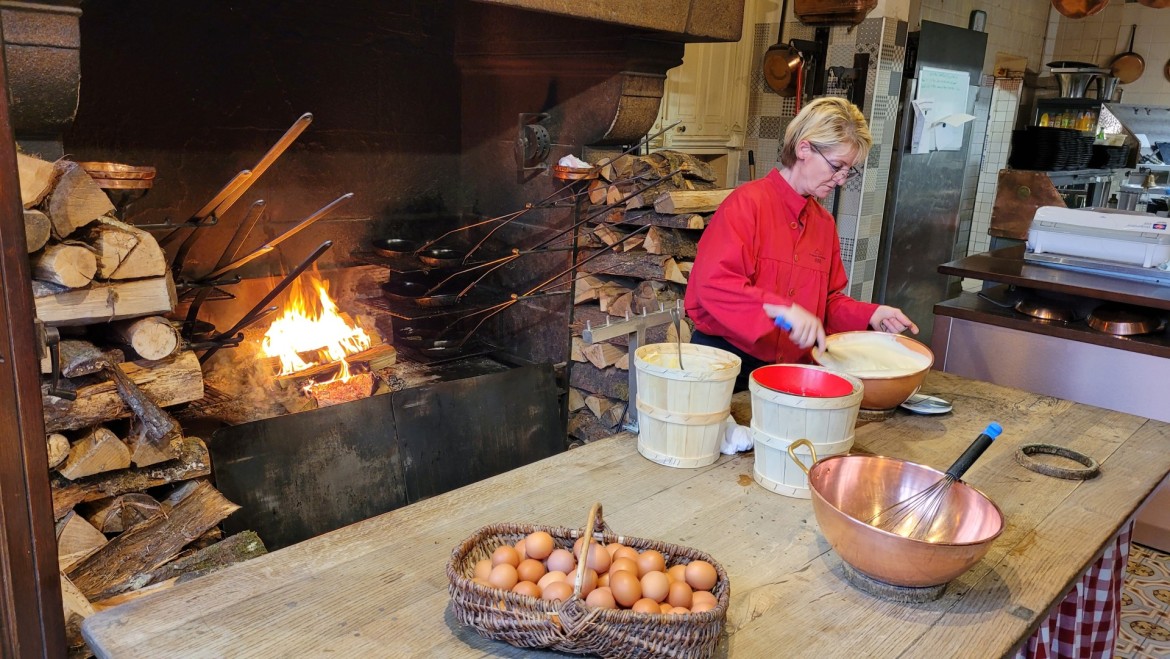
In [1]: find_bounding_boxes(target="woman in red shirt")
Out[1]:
[684,97,917,391]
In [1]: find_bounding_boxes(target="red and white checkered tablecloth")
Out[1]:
[1015,522,1133,659]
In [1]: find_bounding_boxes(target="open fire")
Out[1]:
[260,270,373,388]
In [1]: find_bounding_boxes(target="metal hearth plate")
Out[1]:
[1024,251,1170,285]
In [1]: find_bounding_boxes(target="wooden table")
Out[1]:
[83,372,1170,658]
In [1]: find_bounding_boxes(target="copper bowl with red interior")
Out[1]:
[805,451,1004,587]
[813,332,934,410]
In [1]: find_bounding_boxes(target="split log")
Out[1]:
[567,387,587,412]
[17,152,56,208]
[598,285,633,314]
[60,574,95,652]
[609,208,707,230]
[56,511,109,571]
[90,577,176,612]
[66,480,240,601]
[57,426,132,480]
[82,217,167,280]
[592,224,625,251]
[48,161,115,239]
[308,371,375,408]
[34,274,178,327]
[570,336,587,362]
[84,493,162,534]
[109,316,181,361]
[664,259,690,284]
[574,274,606,304]
[577,250,687,284]
[47,432,70,469]
[616,353,630,370]
[136,530,267,591]
[632,280,682,314]
[72,356,184,452]
[125,419,182,468]
[271,343,397,382]
[569,363,629,400]
[42,350,203,433]
[644,226,701,260]
[653,189,733,214]
[56,340,123,378]
[24,209,51,252]
[606,291,634,318]
[32,243,97,289]
[588,179,608,205]
[585,394,626,429]
[567,410,615,444]
[51,436,211,519]
[581,342,626,369]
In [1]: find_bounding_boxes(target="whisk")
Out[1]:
[867,422,1003,540]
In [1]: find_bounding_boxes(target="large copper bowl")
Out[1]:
[805,452,1004,587]
[813,332,933,410]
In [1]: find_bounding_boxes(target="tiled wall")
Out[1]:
[738,16,906,300]
[969,77,1023,256]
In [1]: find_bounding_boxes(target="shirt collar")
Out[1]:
[767,168,813,221]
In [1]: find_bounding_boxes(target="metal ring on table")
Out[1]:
[1015,443,1100,480]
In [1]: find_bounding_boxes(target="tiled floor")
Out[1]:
[1116,543,1170,658]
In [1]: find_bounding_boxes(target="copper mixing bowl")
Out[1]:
[806,452,1004,587]
[813,332,934,410]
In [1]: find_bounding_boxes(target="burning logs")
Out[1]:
[568,151,715,444]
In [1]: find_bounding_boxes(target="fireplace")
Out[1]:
[0,0,745,653]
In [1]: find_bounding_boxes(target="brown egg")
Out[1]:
[640,571,670,603]
[578,568,598,597]
[516,558,547,584]
[514,538,528,560]
[472,577,491,587]
[670,606,690,615]
[524,531,555,560]
[546,548,576,574]
[597,572,610,588]
[690,598,716,613]
[474,558,493,581]
[573,536,587,558]
[667,564,687,583]
[605,542,625,558]
[492,545,520,568]
[537,570,568,590]
[636,550,666,577]
[609,570,642,608]
[613,546,640,563]
[585,586,616,609]
[684,560,717,591]
[632,598,661,614]
[659,602,674,614]
[487,563,519,591]
[585,544,611,574]
[691,591,717,610]
[541,580,574,602]
[667,580,693,609]
[512,581,541,598]
[609,557,639,575]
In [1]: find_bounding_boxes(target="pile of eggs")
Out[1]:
[470,530,720,614]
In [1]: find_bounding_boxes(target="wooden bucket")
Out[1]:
[634,343,741,468]
[748,365,863,498]
[751,427,853,499]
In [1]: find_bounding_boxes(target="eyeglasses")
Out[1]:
[809,143,861,181]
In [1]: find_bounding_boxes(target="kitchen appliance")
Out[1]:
[1025,206,1170,283]
[1050,65,1111,99]
[876,21,987,347]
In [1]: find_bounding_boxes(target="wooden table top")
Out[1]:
[83,371,1170,658]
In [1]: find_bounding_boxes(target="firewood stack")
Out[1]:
[567,151,731,445]
[18,152,266,656]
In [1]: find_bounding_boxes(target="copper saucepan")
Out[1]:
[1050,0,1109,19]
[791,440,1004,588]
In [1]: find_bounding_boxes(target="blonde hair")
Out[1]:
[779,97,872,168]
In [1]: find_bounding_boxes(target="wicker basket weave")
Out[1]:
[446,503,730,658]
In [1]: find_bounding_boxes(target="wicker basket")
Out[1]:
[446,503,730,658]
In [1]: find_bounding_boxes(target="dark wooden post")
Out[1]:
[0,29,67,659]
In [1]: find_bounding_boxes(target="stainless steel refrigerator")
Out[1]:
[875,21,987,346]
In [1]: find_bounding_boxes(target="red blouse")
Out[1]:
[683,168,878,364]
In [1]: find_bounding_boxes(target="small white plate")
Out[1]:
[900,393,953,415]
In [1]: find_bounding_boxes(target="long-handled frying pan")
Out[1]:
[1050,0,1109,19]
[1111,25,1145,84]
[762,0,803,97]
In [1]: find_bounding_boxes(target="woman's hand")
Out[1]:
[869,305,919,335]
[763,303,826,353]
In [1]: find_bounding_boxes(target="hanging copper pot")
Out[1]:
[764,42,804,97]
[1110,25,1145,84]
[1138,0,1170,8]
[1051,0,1109,19]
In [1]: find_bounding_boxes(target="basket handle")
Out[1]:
[571,502,605,597]
[787,438,818,476]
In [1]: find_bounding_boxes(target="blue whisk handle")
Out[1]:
[945,422,1003,481]
[774,315,793,331]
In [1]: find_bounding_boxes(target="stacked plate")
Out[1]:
[1088,144,1130,169]
[78,161,156,190]
[1008,127,1093,171]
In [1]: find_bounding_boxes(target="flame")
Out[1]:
[260,271,371,383]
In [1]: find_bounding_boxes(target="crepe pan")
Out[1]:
[1111,25,1145,84]
[1050,0,1109,19]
